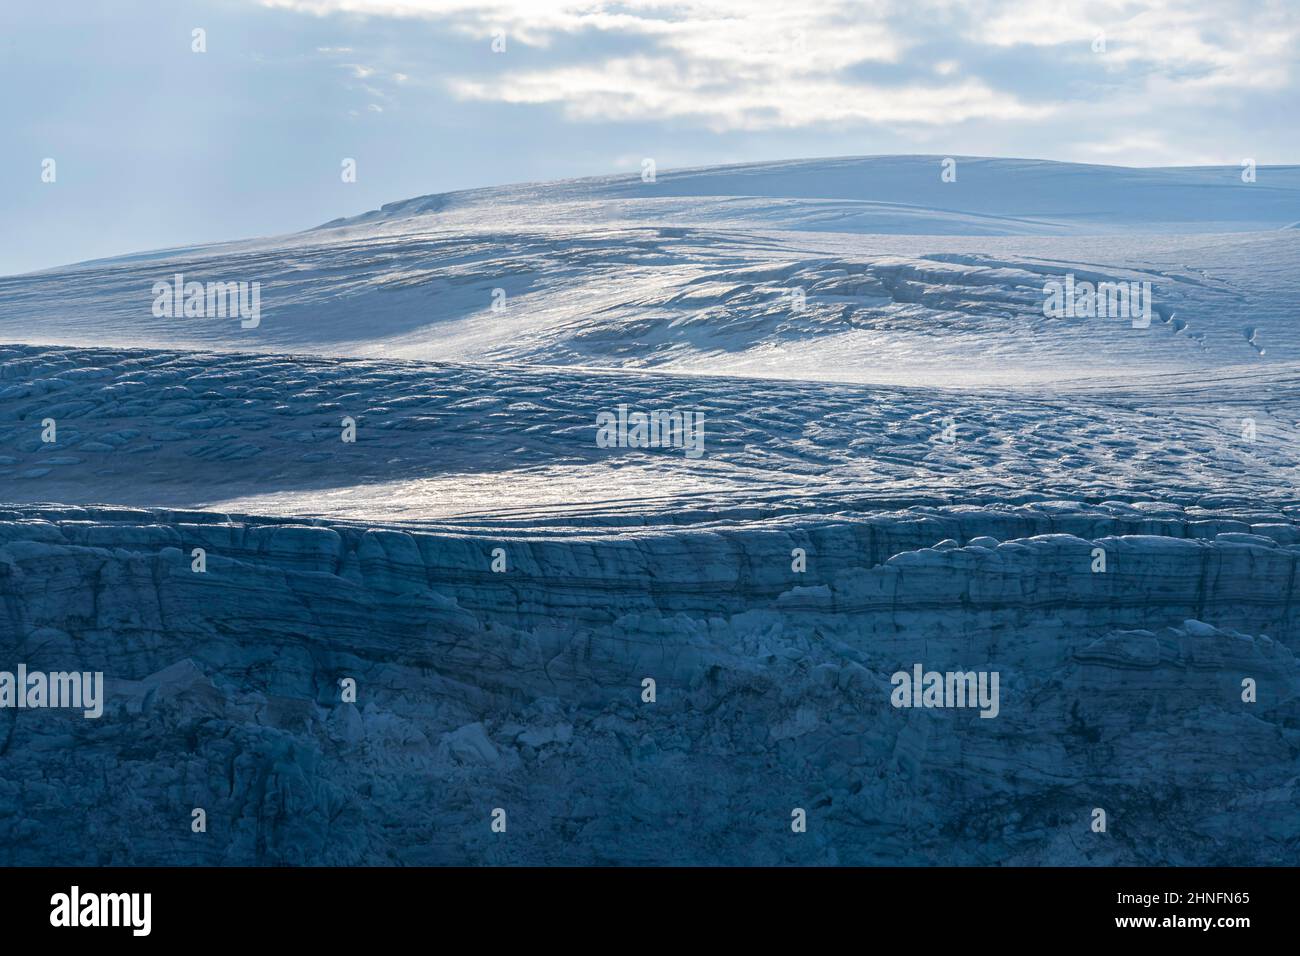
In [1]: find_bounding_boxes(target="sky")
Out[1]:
[2,0,1297,275]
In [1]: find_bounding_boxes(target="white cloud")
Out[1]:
[264,0,1300,132]
[964,0,1298,90]
[453,58,1053,129]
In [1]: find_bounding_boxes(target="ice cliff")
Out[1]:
[2,501,1296,864]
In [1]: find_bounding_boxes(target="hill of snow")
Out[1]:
[2,156,1298,386]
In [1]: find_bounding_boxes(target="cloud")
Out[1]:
[964,0,1298,90]
[261,0,1300,133]
[452,59,1053,129]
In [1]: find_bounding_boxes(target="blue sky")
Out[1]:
[3,0,1297,275]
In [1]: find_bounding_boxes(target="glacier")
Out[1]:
[0,156,1298,865]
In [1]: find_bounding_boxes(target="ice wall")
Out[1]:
[2,503,1296,865]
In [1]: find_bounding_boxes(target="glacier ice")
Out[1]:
[1,156,1298,865]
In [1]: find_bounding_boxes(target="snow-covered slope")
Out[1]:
[321,155,1300,234]
[2,156,1298,385]
[2,344,1298,522]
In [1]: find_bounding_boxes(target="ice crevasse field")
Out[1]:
[1,154,1299,865]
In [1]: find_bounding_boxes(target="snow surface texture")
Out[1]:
[1,156,1298,864]
[4,157,1300,385]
